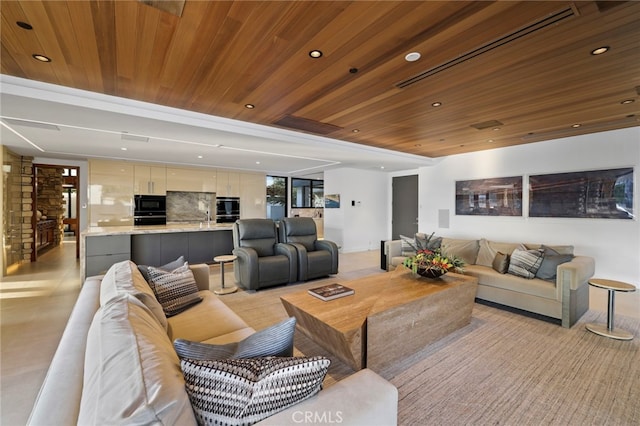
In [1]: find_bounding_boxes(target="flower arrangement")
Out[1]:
[402,233,465,278]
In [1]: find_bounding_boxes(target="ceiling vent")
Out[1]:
[138,1,185,17]
[470,120,504,130]
[121,132,149,143]
[396,7,577,89]
[3,118,60,131]
[273,115,343,135]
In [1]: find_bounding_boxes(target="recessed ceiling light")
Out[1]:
[493,127,501,131]
[572,124,582,128]
[309,50,323,58]
[352,129,360,133]
[32,54,51,62]
[380,166,385,170]
[197,155,203,159]
[244,104,255,109]
[431,102,442,107]
[405,52,421,62]
[591,46,609,55]
[16,21,33,30]
[487,139,494,143]
[120,147,127,151]
[621,99,635,104]
[256,161,261,165]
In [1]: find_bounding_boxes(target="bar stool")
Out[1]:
[585,278,636,340]
[213,254,238,295]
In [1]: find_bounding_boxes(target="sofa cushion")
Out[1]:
[180,356,330,426]
[536,246,574,281]
[399,235,417,256]
[476,239,522,267]
[492,252,510,274]
[79,293,196,425]
[508,248,544,279]
[440,238,480,265]
[174,316,296,359]
[464,264,558,300]
[148,263,203,317]
[167,291,255,342]
[99,260,168,330]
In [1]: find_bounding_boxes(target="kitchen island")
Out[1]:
[81,223,233,280]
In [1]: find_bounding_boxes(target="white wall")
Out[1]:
[323,168,389,253]
[418,127,640,287]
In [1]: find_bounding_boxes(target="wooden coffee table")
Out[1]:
[280,266,478,372]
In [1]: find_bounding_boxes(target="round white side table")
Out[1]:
[213,254,238,295]
[585,278,636,340]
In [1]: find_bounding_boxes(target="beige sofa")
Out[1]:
[28,260,397,425]
[385,237,595,328]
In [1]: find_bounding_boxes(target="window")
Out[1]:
[291,178,324,208]
[266,176,288,220]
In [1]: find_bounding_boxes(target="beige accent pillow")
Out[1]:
[440,238,480,265]
[476,239,522,267]
[99,260,168,330]
[492,252,510,274]
[79,293,196,425]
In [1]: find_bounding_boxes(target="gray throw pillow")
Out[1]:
[138,255,185,283]
[174,317,296,359]
[147,263,203,317]
[492,252,510,274]
[508,248,544,279]
[536,246,574,281]
[180,356,330,425]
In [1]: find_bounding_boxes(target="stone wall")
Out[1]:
[36,167,65,251]
[2,149,34,265]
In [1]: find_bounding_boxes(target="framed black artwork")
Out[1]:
[455,176,523,216]
[529,168,634,219]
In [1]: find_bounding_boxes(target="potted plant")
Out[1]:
[402,233,465,278]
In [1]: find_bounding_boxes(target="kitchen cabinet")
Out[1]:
[166,167,217,193]
[85,235,131,276]
[130,229,233,265]
[217,171,240,197]
[134,165,166,195]
[240,172,267,219]
[88,160,134,227]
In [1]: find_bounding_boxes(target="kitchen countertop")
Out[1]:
[82,223,233,237]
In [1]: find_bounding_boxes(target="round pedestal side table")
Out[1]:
[213,254,238,295]
[585,278,636,340]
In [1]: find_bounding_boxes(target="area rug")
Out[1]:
[390,305,639,425]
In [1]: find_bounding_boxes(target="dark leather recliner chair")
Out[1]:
[278,217,339,281]
[232,219,297,290]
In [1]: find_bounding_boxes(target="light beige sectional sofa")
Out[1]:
[28,260,397,425]
[385,237,595,328]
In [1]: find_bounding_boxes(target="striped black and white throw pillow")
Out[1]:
[147,263,202,317]
[174,316,296,359]
[181,356,330,425]
[507,248,544,279]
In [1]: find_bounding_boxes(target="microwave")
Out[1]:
[134,195,166,226]
[134,195,166,213]
[216,197,240,223]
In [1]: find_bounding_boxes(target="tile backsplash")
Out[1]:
[167,191,215,222]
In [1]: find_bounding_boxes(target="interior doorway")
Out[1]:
[392,175,418,240]
[33,164,80,260]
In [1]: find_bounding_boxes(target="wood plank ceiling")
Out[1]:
[1,0,639,158]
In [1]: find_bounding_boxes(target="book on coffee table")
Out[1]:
[308,283,354,301]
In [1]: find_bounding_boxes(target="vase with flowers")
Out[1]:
[402,233,465,278]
